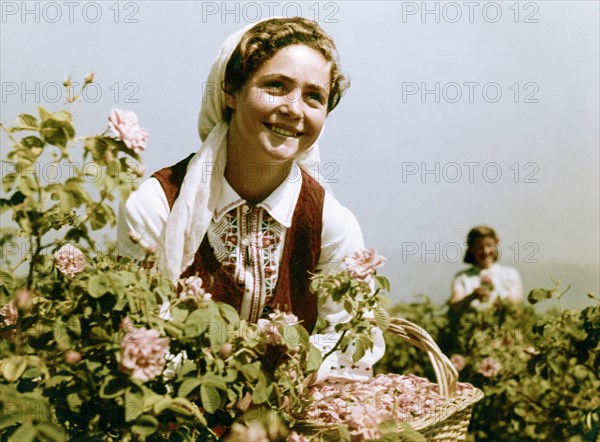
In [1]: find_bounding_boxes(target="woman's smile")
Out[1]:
[264,122,304,138]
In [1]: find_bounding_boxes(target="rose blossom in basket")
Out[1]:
[344,249,386,282]
[120,323,170,382]
[108,108,149,154]
[54,244,86,278]
[479,356,501,378]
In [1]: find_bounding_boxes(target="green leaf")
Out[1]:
[200,385,221,413]
[527,288,553,305]
[2,172,17,193]
[88,273,110,298]
[131,414,158,436]
[240,362,261,381]
[183,309,214,338]
[125,387,144,422]
[152,397,173,415]
[0,411,22,432]
[7,424,37,442]
[374,306,391,330]
[167,397,197,417]
[378,419,399,436]
[1,356,28,382]
[398,422,426,441]
[40,119,74,148]
[34,423,68,442]
[178,378,201,398]
[307,345,323,373]
[352,338,366,363]
[218,302,240,324]
[376,275,391,292]
[0,270,16,292]
[199,373,228,390]
[99,376,127,399]
[17,114,39,129]
[20,135,44,149]
[251,384,272,404]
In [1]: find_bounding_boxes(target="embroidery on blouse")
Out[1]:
[207,204,285,323]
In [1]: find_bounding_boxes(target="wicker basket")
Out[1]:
[297,317,484,441]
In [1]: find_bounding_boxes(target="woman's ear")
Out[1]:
[225,92,237,110]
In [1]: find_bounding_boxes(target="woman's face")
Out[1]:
[226,44,331,166]
[472,237,499,269]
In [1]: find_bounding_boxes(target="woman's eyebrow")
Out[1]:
[258,73,329,92]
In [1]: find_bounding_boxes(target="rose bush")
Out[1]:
[0,80,325,441]
[376,288,599,441]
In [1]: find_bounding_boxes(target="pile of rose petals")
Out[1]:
[305,374,475,441]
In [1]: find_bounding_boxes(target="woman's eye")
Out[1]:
[262,81,286,93]
[306,92,326,105]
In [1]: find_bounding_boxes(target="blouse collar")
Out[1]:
[213,162,303,228]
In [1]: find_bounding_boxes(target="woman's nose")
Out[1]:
[279,89,302,118]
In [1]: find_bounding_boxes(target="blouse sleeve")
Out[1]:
[310,192,386,384]
[116,177,170,260]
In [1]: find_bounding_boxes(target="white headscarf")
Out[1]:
[159,20,328,283]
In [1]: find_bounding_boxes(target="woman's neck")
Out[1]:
[225,145,293,204]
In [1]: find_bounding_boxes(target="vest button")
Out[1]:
[241,204,250,214]
[241,236,251,247]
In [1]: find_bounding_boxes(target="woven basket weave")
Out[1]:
[297,317,484,441]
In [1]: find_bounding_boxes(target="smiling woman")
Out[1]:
[117,17,384,384]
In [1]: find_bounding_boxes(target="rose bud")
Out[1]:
[84,72,95,84]
[64,350,82,365]
[128,231,142,244]
[15,289,35,312]
[219,342,232,359]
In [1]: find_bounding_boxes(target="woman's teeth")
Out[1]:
[267,124,301,138]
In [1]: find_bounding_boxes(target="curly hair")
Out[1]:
[222,17,349,120]
[464,226,499,265]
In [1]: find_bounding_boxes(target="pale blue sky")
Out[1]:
[1,1,598,307]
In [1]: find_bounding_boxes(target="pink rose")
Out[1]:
[344,249,386,282]
[182,276,203,298]
[181,276,211,301]
[54,244,86,278]
[145,243,158,255]
[450,354,466,372]
[479,357,501,378]
[0,301,18,339]
[268,310,298,326]
[64,350,82,365]
[108,108,149,154]
[120,325,170,382]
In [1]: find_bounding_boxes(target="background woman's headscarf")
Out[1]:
[158,20,329,283]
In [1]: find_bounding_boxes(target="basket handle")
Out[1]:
[369,317,458,398]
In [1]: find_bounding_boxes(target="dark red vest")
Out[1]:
[152,155,324,333]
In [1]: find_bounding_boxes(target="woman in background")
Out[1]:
[450,225,523,312]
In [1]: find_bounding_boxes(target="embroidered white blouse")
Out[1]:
[117,162,385,383]
[451,263,523,311]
